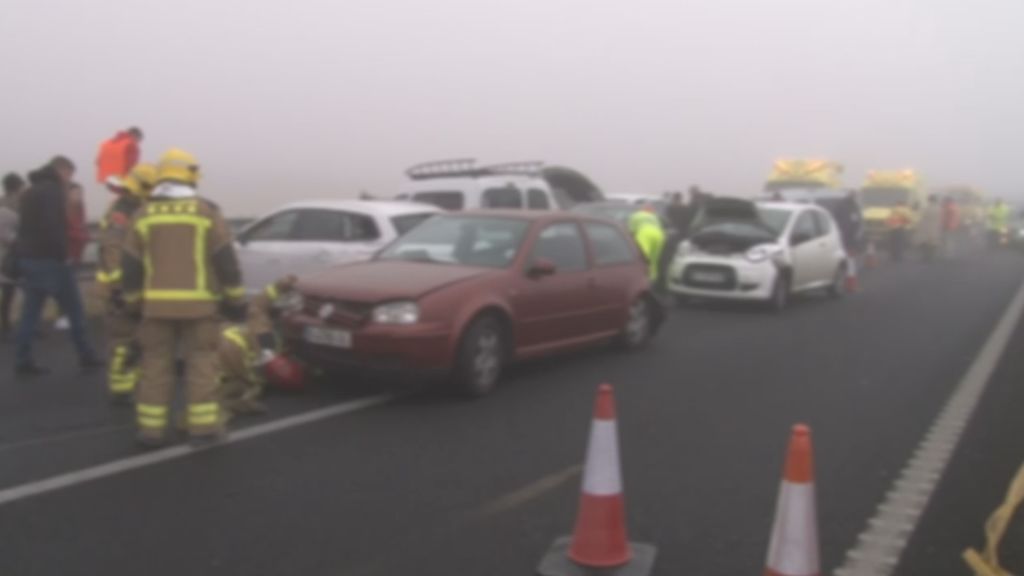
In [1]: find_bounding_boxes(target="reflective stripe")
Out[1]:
[194,220,208,293]
[265,284,279,300]
[123,292,141,303]
[189,414,219,426]
[137,416,166,429]
[143,289,219,302]
[224,286,246,299]
[110,377,136,393]
[96,269,123,284]
[188,403,219,415]
[137,404,167,417]
[223,326,250,352]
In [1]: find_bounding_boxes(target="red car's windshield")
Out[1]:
[377,215,531,268]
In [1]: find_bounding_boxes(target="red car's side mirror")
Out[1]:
[527,258,557,278]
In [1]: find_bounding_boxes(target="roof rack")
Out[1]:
[406,159,547,181]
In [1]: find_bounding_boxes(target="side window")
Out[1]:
[527,189,551,210]
[811,210,832,236]
[242,210,300,242]
[530,222,588,272]
[482,187,524,209]
[791,213,818,243]
[584,222,636,266]
[293,210,347,241]
[292,210,381,242]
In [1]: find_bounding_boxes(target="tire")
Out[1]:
[827,264,846,299]
[769,273,790,312]
[618,296,653,350]
[452,316,505,398]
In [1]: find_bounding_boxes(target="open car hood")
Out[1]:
[691,198,779,254]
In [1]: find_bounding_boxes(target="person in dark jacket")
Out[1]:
[13,156,100,375]
[830,191,865,255]
[0,173,24,337]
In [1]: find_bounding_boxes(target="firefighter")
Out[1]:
[97,163,157,402]
[219,275,304,416]
[886,201,913,262]
[122,148,247,447]
[629,206,666,283]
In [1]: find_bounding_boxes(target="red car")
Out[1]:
[285,211,663,396]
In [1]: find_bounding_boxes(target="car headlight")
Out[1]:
[675,241,692,259]
[372,301,420,324]
[745,244,783,263]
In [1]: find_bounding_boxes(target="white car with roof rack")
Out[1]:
[235,200,440,293]
[396,158,605,212]
[667,197,849,310]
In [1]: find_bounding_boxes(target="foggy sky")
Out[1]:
[2,0,1023,218]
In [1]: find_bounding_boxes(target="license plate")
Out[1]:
[692,271,726,283]
[304,326,353,349]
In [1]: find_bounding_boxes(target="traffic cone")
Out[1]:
[864,242,878,269]
[537,384,656,576]
[844,257,859,293]
[764,424,820,576]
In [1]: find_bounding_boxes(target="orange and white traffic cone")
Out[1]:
[537,384,656,576]
[864,242,878,269]
[764,424,820,576]
[844,256,859,293]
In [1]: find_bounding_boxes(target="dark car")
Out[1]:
[285,211,663,396]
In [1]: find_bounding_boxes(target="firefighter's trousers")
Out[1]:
[136,318,223,440]
[219,326,264,414]
[105,303,140,397]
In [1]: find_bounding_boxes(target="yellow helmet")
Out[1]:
[124,163,157,197]
[156,148,200,185]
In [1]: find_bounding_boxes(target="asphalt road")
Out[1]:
[2,250,1023,576]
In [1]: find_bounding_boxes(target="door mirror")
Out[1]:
[527,258,557,278]
[790,232,811,246]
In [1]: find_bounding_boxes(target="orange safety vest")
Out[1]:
[887,208,911,230]
[96,133,136,183]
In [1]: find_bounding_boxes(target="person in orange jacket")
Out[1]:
[96,127,143,184]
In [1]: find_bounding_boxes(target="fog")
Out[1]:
[2,0,1022,219]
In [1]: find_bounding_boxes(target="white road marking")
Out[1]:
[833,278,1024,576]
[475,464,583,518]
[0,395,391,507]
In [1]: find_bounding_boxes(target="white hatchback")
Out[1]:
[667,199,849,310]
[235,200,440,293]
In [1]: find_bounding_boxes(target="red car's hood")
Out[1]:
[298,261,494,302]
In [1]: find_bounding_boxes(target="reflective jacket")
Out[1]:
[96,194,143,291]
[629,211,665,281]
[121,185,244,319]
[886,206,913,230]
[96,132,140,183]
[987,204,1011,231]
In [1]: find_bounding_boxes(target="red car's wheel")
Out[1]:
[452,316,505,398]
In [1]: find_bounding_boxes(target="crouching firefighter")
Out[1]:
[121,148,247,448]
[98,164,157,402]
[219,275,307,417]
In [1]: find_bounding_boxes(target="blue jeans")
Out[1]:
[15,259,97,367]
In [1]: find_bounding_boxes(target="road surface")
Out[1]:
[2,251,1023,575]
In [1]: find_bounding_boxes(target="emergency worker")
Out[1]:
[886,201,913,262]
[629,206,666,282]
[98,163,157,401]
[121,149,246,447]
[987,199,1011,249]
[219,276,305,416]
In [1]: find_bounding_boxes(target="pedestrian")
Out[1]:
[97,164,157,402]
[941,196,961,257]
[121,148,247,447]
[13,157,101,375]
[886,200,913,262]
[220,276,303,417]
[916,195,943,261]
[833,190,865,257]
[1,173,26,338]
[96,127,143,184]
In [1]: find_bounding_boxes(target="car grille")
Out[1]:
[303,295,374,327]
[681,264,737,290]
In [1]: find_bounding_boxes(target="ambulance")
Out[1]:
[860,170,927,241]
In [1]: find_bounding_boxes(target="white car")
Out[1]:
[235,200,440,292]
[668,198,848,310]
[396,158,604,211]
